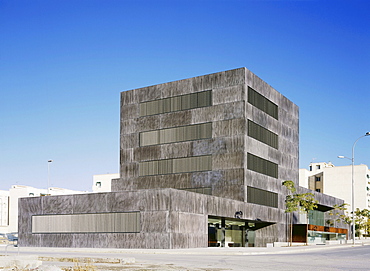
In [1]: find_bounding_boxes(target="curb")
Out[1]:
[2,242,368,256]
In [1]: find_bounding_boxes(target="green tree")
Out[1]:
[328,205,370,239]
[365,217,370,236]
[327,203,349,228]
[282,180,298,246]
[282,181,318,245]
[354,208,370,238]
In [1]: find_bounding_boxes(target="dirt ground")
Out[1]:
[1,256,227,271]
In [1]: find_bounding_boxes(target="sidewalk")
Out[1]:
[3,239,370,256]
[1,240,369,270]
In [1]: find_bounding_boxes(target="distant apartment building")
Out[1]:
[0,185,87,234]
[92,173,119,193]
[299,162,370,211]
[0,190,9,232]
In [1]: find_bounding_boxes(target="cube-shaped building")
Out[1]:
[114,67,298,202]
[18,68,346,248]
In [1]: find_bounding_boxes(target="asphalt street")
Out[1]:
[2,243,370,270]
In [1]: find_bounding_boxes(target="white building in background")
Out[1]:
[92,173,119,193]
[0,173,120,234]
[0,190,9,232]
[0,185,87,234]
[299,162,370,212]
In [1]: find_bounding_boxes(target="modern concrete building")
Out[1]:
[19,68,347,248]
[300,162,370,211]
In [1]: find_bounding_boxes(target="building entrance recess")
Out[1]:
[208,216,272,247]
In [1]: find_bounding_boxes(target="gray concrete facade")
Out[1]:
[18,68,346,249]
[113,68,299,201]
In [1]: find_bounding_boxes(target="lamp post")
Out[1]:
[338,132,370,245]
[47,160,53,194]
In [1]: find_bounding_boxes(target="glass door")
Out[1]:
[208,217,254,247]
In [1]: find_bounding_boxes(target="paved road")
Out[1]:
[125,245,370,271]
[2,244,370,270]
[161,246,370,270]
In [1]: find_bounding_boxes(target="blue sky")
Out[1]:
[1,0,369,191]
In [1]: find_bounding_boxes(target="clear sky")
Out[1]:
[1,0,369,191]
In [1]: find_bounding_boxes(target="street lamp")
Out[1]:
[47,160,53,194]
[338,132,370,245]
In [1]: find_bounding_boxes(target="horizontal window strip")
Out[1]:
[247,153,278,178]
[140,90,212,116]
[140,123,212,146]
[32,212,140,234]
[139,155,212,176]
[248,120,278,149]
[248,87,278,120]
[247,186,278,208]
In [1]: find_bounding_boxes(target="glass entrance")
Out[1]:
[208,217,256,247]
[308,230,347,244]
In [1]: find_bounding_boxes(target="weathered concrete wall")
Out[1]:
[111,67,301,246]
[19,187,345,249]
[114,68,248,202]
[19,188,290,248]
[19,189,176,249]
[114,67,299,207]
[244,69,299,212]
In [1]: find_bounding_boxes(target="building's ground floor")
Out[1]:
[292,224,348,244]
[18,188,348,249]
